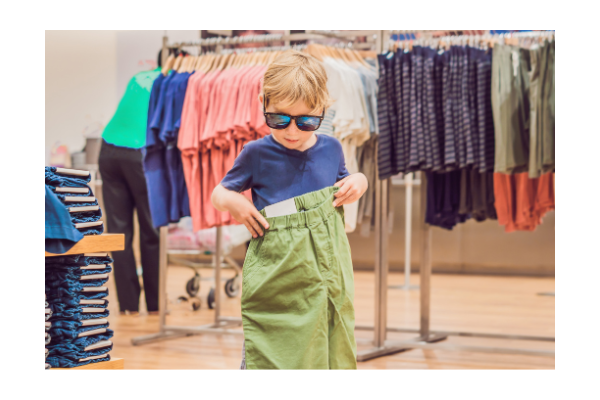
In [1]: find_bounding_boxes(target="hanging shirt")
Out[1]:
[221,134,350,211]
[102,68,161,149]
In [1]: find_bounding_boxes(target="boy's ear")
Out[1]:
[259,93,264,105]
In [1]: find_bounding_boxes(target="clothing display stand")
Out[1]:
[46,233,126,369]
[132,30,378,346]
[356,30,555,361]
[388,172,420,291]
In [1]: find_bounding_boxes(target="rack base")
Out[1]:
[132,318,243,346]
[357,332,447,362]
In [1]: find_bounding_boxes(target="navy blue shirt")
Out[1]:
[221,134,350,210]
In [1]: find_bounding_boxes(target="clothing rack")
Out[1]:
[356,30,555,362]
[132,30,380,347]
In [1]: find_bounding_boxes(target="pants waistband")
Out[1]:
[259,186,341,231]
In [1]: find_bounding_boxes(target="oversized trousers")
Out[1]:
[241,186,357,369]
[98,141,160,312]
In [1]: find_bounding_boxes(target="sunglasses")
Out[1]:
[263,96,325,132]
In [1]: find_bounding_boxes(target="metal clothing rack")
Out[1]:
[356,30,555,361]
[132,30,380,346]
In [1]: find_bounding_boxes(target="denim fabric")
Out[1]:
[45,185,84,254]
[45,254,113,266]
[45,166,92,183]
[70,208,103,224]
[45,172,91,189]
[48,296,108,309]
[46,267,111,281]
[45,275,109,291]
[46,263,113,275]
[48,188,95,203]
[48,343,113,361]
[46,286,109,301]
[50,299,109,312]
[47,354,110,368]
[50,306,109,320]
[47,330,113,349]
[77,226,104,236]
[50,320,110,340]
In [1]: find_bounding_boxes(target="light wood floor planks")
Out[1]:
[104,265,555,369]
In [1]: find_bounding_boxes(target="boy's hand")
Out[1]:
[333,173,368,207]
[228,195,270,238]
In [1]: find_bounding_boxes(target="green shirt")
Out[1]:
[102,68,161,149]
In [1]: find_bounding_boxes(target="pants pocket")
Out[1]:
[242,236,265,287]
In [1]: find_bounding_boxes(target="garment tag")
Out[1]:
[264,198,298,218]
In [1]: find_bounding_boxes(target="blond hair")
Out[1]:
[262,50,332,113]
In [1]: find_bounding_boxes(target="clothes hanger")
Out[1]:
[162,52,176,75]
[268,50,280,64]
[304,43,324,61]
[181,55,191,72]
[172,53,184,72]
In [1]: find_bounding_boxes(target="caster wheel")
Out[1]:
[207,288,216,309]
[225,277,240,298]
[177,296,188,303]
[186,274,201,297]
[191,298,201,311]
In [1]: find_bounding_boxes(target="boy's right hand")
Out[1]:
[227,194,270,238]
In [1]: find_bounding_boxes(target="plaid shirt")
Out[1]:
[401,51,413,173]
[424,47,443,171]
[376,54,396,179]
[476,49,495,172]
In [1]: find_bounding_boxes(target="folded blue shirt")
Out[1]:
[45,186,83,254]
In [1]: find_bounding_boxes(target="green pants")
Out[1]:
[241,186,357,369]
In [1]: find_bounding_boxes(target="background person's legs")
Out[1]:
[99,142,142,312]
[123,154,160,313]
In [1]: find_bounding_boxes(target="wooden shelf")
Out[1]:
[51,358,124,370]
[45,234,125,257]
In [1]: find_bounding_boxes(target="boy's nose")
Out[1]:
[286,122,301,136]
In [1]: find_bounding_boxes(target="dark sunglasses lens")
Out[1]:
[296,116,322,131]
[265,114,291,129]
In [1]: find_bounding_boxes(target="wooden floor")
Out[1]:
[104,265,555,369]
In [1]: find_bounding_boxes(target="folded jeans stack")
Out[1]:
[45,294,52,369]
[45,167,104,236]
[45,254,114,368]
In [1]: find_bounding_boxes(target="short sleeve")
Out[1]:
[336,141,351,181]
[221,145,253,193]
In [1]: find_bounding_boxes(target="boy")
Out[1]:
[212,51,368,369]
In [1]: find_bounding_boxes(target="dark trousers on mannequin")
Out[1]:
[98,141,160,312]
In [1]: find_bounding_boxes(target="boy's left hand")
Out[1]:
[333,173,368,207]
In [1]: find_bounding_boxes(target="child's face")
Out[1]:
[262,97,320,151]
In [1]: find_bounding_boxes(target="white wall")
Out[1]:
[45,30,117,164]
[116,30,200,97]
[46,30,201,164]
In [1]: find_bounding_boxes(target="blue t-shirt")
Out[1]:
[221,134,350,210]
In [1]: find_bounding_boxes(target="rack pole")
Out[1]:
[418,173,439,340]
[158,226,168,331]
[214,226,222,320]
[357,30,408,361]
[401,173,418,290]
